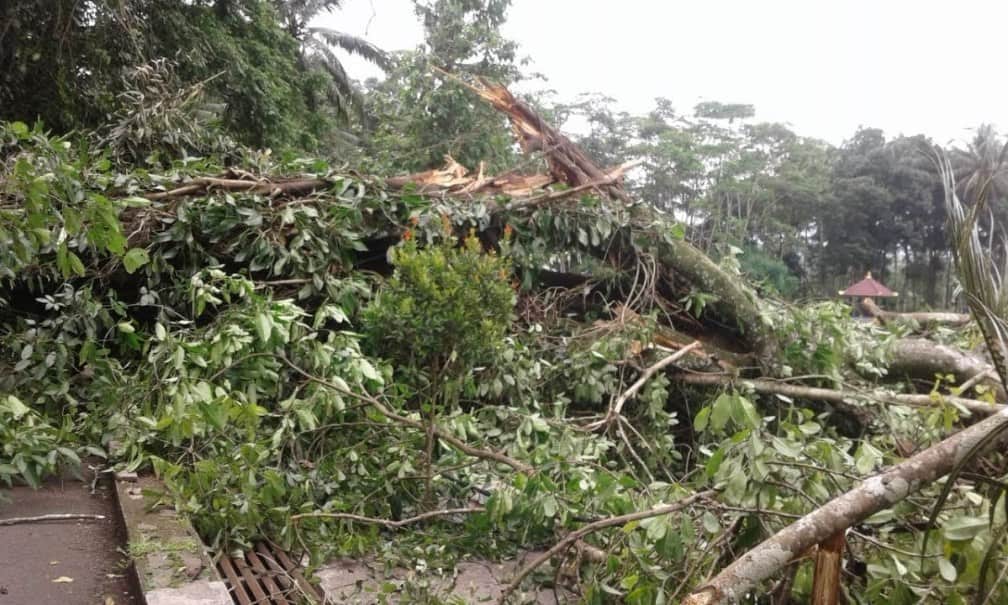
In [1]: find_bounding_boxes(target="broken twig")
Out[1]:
[290,507,483,529]
[0,513,106,526]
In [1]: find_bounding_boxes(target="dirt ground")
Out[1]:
[0,477,140,605]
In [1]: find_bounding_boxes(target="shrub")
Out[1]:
[363,232,516,384]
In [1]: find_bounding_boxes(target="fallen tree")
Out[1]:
[3,82,1008,605]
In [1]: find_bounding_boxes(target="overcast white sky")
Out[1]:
[318,0,1007,146]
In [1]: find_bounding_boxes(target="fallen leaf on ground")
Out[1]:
[49,560,59,565]
[52,576,74,583]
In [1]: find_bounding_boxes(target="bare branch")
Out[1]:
[290,507,483,529]
[0,513,106,526]
[673,372,1006,417]
[587,341,702,431]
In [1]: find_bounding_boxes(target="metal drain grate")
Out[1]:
[217,541,324,605]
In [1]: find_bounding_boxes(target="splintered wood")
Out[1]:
[385,70,634,203]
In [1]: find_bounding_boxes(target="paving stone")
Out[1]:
[144,580,231,605]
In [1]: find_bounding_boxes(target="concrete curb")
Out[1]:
[113,474,230,605]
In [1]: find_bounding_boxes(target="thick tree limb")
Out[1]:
[145,176,330,200]
[500,490,715,604]
[506,160,643,210]
[810,531,845,605]
[449,73,631,203]
[859,297,971,327]
[673,372,1006,417]
[650,235,776,359]
[681,406,1008,605]
[888,338,1006,399]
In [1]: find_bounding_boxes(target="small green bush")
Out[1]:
[364,232,516,383]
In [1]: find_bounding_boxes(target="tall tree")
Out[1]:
[0,0,386,151]
[361,0,522,172]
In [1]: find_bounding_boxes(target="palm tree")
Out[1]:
[272,0,390,118]
[951,123,1008,205]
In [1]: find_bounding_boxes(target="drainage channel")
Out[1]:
[216,542,325,605]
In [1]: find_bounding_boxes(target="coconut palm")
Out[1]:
[951,123,1008,205]
[273,0,390,118]
[921,152,1008,602]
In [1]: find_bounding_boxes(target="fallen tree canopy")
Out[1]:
[3,83,1008,605]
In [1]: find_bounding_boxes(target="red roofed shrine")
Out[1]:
[838,272,897,298]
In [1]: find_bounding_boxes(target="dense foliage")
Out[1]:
[0,0,385,151]
[2,120,1007,603]
[4,2,1008,603]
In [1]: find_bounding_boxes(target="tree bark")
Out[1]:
[650,234,775,360]
[859,297,970,327]
[681,406,1008,605]
[887,338,1006,399]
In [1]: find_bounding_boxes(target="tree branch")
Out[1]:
[681,407,1008,605]
[144,177,330,200]
[276,355,534,474]
[499,489,715,604]
[673,372,1006,417]
[290,507,483,529]
[0,513,106,526]
[587,341,702,430]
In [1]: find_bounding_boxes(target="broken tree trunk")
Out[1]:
[810,531,845,605]
[651,236,776,360]
[681,405,1008,605]
[860,297,971,328]
[456,74,632,203]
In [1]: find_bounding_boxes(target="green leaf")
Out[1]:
[122,248,150,274]
[694,406,710,432]
[4,395,31,419]
[10,121,29,138]
[702,511,720,534]
[255,313,272,343]
[709,394,733,431]
[358,359,380,381]
[942,515,988,541]
[641,515,668,541]
[938,557,957,582]
[705,446,725,478]
[67,251,86,276]
[542,495,557,518]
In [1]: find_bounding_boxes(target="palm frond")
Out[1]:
[309,27,391,70]
[305,37,364,117]
[921,150,1008,558]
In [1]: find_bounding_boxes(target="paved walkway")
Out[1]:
[0,478,140,605]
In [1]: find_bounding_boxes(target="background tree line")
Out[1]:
[3,0,1004,309]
